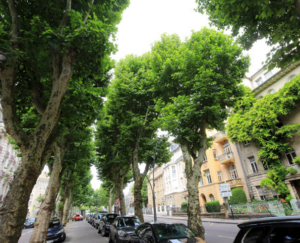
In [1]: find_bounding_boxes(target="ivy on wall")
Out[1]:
[227,76,300,200]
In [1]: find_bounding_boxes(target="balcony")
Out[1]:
[226,178,242,188]
[218,152,235,165]
[214,131,229,144]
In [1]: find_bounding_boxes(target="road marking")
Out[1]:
[210,223,213,226]
[218,235,234,239]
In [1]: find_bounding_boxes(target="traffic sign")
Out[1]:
[220,191,232,197]
[219,183,231,192]
[114,199,120,206]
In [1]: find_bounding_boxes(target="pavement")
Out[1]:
[143,214,245,225]
[18,217,240,243]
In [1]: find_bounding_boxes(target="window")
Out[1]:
[181,178,184,188]
[217,172,222,182]
[269,226,300,243]
[209,194,215,202]
[213,150,218,159]
[243,141,250,146]
[256,77,264,86]
[172,166,176,178]
[264,71,273,79]
[205,170,212,184]
[256,186,266,200]
[243,226,270,243]
[289,75,297,81]
[286,150,297,164]
[199,173,203,186]
[271,189,278,199]
[39,188,41,192]
[208,131,212,137]
[29,201,32,206]
[268,89,275,94]
[178,163,181,173]
[249,156,259,173]
[203,154,207,162]
[228,165,238,179]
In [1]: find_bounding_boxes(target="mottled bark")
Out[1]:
[62,190,72,225]
[132,147,151,223]
[108,185,114,213]
[181,124,206,240]
[29,144,64,243]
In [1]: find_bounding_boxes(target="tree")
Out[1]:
[131,175,149,207]
[196,0,300,69]
[227,76,300,201]
[0,1,129,242]
[153,28,250,239]
[105,54,171,222]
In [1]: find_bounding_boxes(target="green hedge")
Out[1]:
[205,200,220,212]
[181,202,188,208]
[230,188,247,204]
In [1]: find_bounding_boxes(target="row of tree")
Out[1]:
[94,28,250,240]
[0,1,129,243]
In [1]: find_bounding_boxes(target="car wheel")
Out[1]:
[109,233,113,243]
[101,227,106,237]
[60,233,66,242]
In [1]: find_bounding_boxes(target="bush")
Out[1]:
[230,188,247,204]
[181,202,188,208]
[205,200,220,212]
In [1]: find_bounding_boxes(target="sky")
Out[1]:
[90,0,273,191]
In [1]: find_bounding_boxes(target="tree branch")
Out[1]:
[59,0,72,33]
[83,0,94,24]
[32,80,46,115]
[121,161,131,179]
[7,0,21,39]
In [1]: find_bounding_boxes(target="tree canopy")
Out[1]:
[196,0,300,69]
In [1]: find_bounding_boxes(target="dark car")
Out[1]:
[128,222,204,243]
[109,216,140,243]
[88,213,95,224]
[233,216,300,243]
[24,217,37,229]
[98,213,119,235]
[93,211,108,228]
[46,218,66,243]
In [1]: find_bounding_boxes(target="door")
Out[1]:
[293,180,300,199]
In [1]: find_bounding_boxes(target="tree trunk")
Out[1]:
[181,143,205,240]
[114,181,126,215]
[108,185,114,213]
[133,180,144,223]
[0,145,53,243]
[29,145,63,243]
[62,191,71,225]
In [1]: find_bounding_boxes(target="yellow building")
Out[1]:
[198,130,251,210]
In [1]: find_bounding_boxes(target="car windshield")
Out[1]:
[49,219,61,229]
[152,224,197,239]
[121,218,140,227]
[28,218,36,222]
[106,215,118,223]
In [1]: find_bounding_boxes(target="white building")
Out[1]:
[0,106,21,204]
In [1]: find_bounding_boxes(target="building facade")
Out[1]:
[28,171,50,217]
[237,61,300,200]
[0,107,21,204]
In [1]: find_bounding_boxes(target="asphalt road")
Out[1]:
[144,215,239,243]
[19,217,239,243]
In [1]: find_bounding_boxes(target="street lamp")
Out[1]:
[143,140,160,223]
[0,52,8,63]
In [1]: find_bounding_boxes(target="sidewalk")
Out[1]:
[143,214,246,225]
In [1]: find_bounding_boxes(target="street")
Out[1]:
[18,216,239,243]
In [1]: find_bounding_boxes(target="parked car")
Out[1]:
[88,213,95,224]
[109,216,140,243]
[24,217,37,229]
[72,214,83,221]
[93,211,108,228]
[233,216,300,243]
[128,222,204,243]
[98,213,119,235]
[46,218,66,242]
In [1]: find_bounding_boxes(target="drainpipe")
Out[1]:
[235,142,252,199]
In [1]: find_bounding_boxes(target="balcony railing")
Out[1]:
[218,152,235,164]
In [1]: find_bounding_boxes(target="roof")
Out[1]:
[238,216,300,227]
